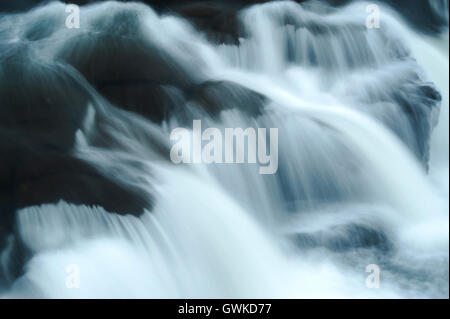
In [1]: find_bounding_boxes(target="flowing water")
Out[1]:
[0,1,448,298]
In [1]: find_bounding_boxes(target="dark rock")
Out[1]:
[171,2,244,45]
[14,150,152,215]
[57,5,197,87]
[0,0,43,12]
[58,33,194,90]
[0,47,89,152]
[98,82,181,123]
[293,223,393,253]
[0,231,29,286]
[392,80,442,166]
[54,6,201,122]
[0,43,154,284]
[0,130,153,282]
[1,129,152,217]
[187,80,267,117]
[350,70,442,168]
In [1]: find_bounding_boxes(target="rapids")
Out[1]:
[0,0,448,298]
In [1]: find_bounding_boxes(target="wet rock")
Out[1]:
[14,151,152,216]
[0,232,29,286]
[59,33,193,90]
[1,131,151,217]
[54,6,200,123]
[0,48,89,151]
[187,80,267,117]
[393,81,442,166]
[171,2,244,45]
[0,45,153,284]
[350,71,442,168]
[293,223,393,253]
[0,0,43,12]
[1,131,152,284]
[99,82,180,123]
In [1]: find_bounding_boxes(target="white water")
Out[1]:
[1,1,448,298]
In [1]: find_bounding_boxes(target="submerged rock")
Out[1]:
[187,80,267,117]
[293,223,393,253]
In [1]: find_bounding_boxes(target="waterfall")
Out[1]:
[0,0,448,298]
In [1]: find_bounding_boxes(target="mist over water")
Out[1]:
[0,1,448,298]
